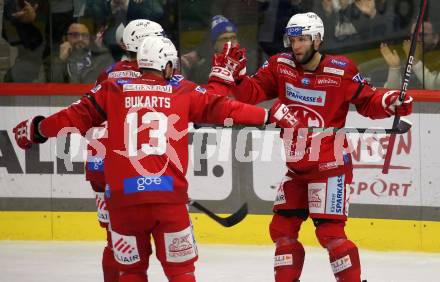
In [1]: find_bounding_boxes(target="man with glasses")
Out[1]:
[50,23,113,83]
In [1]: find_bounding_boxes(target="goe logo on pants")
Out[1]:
[137,177,161,190]
[123,176,174,194]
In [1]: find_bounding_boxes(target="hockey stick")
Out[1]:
[194,118,412,134]
[382,0,428,174]
[189,200,248,227]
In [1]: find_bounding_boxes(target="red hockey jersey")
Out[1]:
[232,52,392,178]
[40,73,267,208]
[85,60,141,188]
[86,61,233,189]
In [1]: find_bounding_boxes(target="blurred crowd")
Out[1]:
[1,0,439,89]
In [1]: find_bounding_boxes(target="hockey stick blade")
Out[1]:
[395,117,412,134]
[190,201,248,227]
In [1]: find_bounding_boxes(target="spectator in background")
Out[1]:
[87,0,167,61]
[314,0,339,51]
[181,15,239,84]
[2,0,45,82]
[50,22,113,83]
[381,20,440,89]
[335,0,393,46]
[258,0,313,57]
[43,0,76,59]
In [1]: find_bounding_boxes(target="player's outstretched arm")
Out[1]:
[13,116,48,149]
[12,86,108,150]
[352,86,413,119]
[189,87,300,130]
[345,62,413,119]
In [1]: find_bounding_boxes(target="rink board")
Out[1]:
[1,211,440,252]
[1,96,440,253]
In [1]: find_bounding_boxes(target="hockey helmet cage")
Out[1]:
[137,37,178,71]
[283,12,324,47]
[123,19,165,52]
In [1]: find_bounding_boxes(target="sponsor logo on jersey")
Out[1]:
[124,96,171,108]
[274,186,286,205]
[308,186,323,209]
[116,79,131,85]
[330,58,348,68]
[308,183,326,214]
[315,75,341,87]
[319,161,339,171]
[112,231,140,265]
[165,226,198,263]
[352,73,366,83]
[323,67,344,76]
[326,175,345,215]
[123,84,172,93]
[277,65,298,80]
[285,83,326,106]
[195,85,207,94]
[277,57,296,68]
[108,70,141,78]
[86,157,104,172]
[169,74,184,87]
[123,176,174,194]
[301,77,310,86]
[90,84,102,93]
[95,192,109,223]
[274,254,293,267]
[279,52,293,59]
[331,255,352,274]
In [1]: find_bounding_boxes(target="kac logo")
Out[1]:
[301,78,310,86]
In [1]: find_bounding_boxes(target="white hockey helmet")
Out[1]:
[123,19,165,52]
[283,12,324,47]
[115,23,125,46]
[137,36,178,71]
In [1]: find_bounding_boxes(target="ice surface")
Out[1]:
[1,241,439,282]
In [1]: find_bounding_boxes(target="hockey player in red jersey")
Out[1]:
[13,36,298,282]
[85,19,166,282]
[208,12,413,282]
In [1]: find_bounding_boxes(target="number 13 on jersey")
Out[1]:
[126,111,168,157]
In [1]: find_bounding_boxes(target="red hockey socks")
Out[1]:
[328,239,361,282]
[168,272,196,282]
[102,245,119,282]
[118,272,147,282]
[273,238,305,282]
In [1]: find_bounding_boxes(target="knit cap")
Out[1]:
[211,15,237,43]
